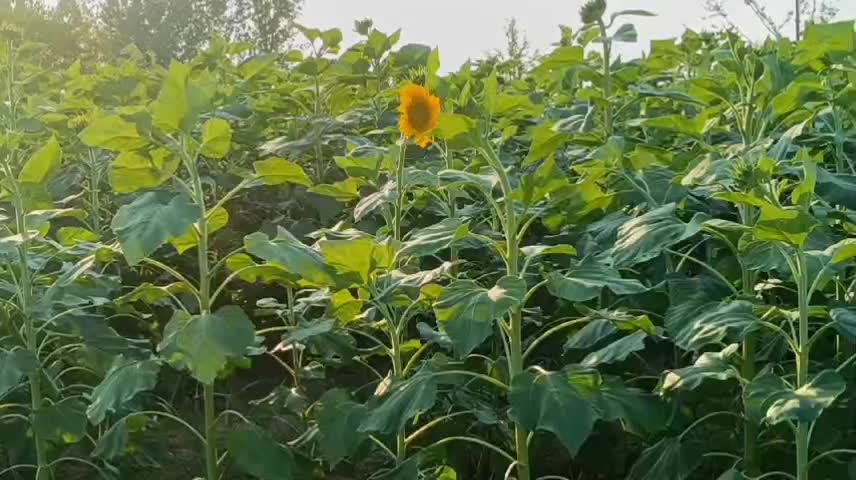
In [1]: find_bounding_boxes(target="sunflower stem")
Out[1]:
[481,142,530,480]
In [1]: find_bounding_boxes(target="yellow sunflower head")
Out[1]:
[398,85,441,148]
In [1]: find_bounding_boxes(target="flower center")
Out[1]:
[407,101,432,132]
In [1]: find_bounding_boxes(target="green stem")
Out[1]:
[4,39,49,480]
[203,383,218,480]
[739,204,759,476]
[596,19,613,137]
[390,328,405,464]
[482,143,530,480]
[394,141,407,241]
[286,287,300,389]
[186,142,218,480]
[388,140,408,464]
[795,250,810,480]
[88,149,102,234]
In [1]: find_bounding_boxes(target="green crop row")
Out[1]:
[2,3,856,480]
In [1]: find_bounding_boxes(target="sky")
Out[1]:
[300,0,856,71]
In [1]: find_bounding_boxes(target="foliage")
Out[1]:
[2,2,856,480]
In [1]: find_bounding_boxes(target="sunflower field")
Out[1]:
[2,1,856,479]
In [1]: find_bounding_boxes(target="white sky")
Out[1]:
[301,0,856,70]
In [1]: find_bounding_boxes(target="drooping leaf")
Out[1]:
[509,366,601,456]
[157,306,257,385]
[359,368,438,435]
[831,308,856,340]
[626,437,702,480]
[665,275,756,351]
[375,455,420,480]
[92,418,130,459]
[149,61,212,134]
[309,178,366,202]
[611,204,707,266]
[111,191,199,265]
[400,218,470,257]
[228,429,305,480]
[244,227,335,286]
[200,118,232,159]
[32,398,88,444]
[753,204,816,248]
[110,148,180,194]
[547,257,647,302]
[87,357,160,425]
[434,276,526,355]
[169,206,229,254]
[57,315,152,359]
[612,23,638,43]
[320,237,395,286]
[0,348,39,398]
[660,344,740,393]
[744,367,847,426]
[253,158,312,187]
[354,182,397,222]
[19,136,61,184]
[581,330,648,367]
[564,319,618,351]
[315,389,368,467]
[79,115,147,152]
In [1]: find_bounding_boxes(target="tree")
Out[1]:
[93,0,303,63]
[477,18,536,80]
[703,0,841,40]
[230,0,303,54]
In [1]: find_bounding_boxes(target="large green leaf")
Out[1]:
[87,356,160,425]
[33,398,88,444]
[157,306,257,385]
[149,62,212,134]
[244,227,335,286]
[315,389,368,467]
[794,20,855,65]
[200,118,232,159]
[111,191,199,265]
[611,204,707,266]
[830,308,856,339]
[228,429,305,480]
[816,168,856,210]
[79,115,147,152]
[547,257,647,302]
[508,366,665,455]
[400,218,470,257]
[359,369,438,435]
[434,276,525,355]
[632,113,712,138]
[626,437,702,480]
[110,149,180,194]
[0,348,38,398]
[660,344,740,393]
[253,158,312,187]
[745,368,846,425]
[169,206,229,254]
[375,456,420,480]
[353,183,396,222]
[320,237,395,286]
[665,275,756,351]
[581,330,648,367]
[56,315,152,358]
[19,136,61,184]
[565,319,618,351]
[753,204,816,248]
[509,366,600,456]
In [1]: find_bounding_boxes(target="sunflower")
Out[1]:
[398,85,441,148]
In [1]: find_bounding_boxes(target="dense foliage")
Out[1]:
[2,0,304,64]
[2,3,856,480]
